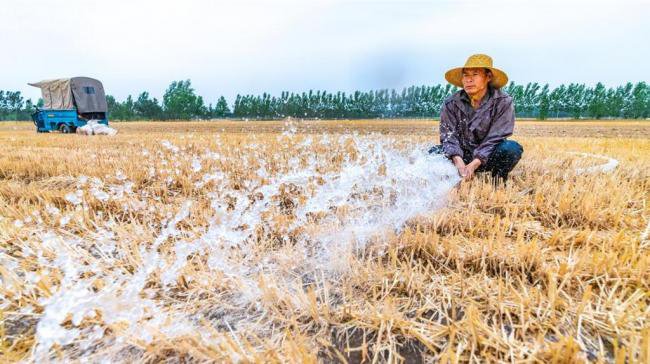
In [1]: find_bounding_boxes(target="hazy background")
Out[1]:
[2,0,649,103]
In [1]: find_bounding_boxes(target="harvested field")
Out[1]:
[1,120,648,137]
[0,120,648,363]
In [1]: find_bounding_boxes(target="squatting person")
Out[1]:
[430,54,523,183]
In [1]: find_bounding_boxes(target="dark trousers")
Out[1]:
[429,140,523,182]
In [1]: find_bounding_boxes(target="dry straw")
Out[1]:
[0,120,648,363]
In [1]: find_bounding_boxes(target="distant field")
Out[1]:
[1,120,648,362]
[1,119,649,138]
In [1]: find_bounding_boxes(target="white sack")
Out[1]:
[75,120,118,136]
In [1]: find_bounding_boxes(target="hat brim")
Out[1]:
[445,66,508,89]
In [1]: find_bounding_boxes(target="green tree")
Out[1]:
[134,92,163,120]
[605,86,625,118]
[213,96,231,117]
[548,85,567,117]
[566,83,587,119]
[587,82,607,119]
[106,94,117,116]
[628,82,648,119]
[162,80,207,120]
[0,91,6,119]
[538,84,550,120]
[5,91,24,120]
[106,95,136,120]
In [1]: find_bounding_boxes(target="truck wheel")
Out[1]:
[59,124,72,134]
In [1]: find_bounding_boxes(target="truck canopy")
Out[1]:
[29,77,108,113]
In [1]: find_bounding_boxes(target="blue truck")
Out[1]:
[29,77,109,133]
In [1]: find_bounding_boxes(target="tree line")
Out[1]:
[1,80,648,121]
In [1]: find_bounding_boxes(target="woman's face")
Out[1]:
[462,68,492,97]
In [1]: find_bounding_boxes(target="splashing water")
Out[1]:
[26,133,460,361]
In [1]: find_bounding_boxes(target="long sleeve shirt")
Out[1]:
[439,87,515,165]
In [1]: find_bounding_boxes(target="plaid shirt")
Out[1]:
[439,87,515,164]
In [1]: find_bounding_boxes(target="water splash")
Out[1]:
[25,133,460,361]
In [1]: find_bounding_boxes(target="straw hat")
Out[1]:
[444,54,508,89]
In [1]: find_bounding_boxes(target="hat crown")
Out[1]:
[463,54,493,68]
[444,53,508,89]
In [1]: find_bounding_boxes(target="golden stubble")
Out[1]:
[0,120,648,363]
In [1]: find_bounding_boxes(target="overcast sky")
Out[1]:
[2,0,649,104]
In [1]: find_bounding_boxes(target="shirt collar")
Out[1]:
[459,86,494,106]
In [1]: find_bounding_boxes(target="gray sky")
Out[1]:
[2,0,649,104]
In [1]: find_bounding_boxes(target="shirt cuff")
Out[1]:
[444,147,463,160]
